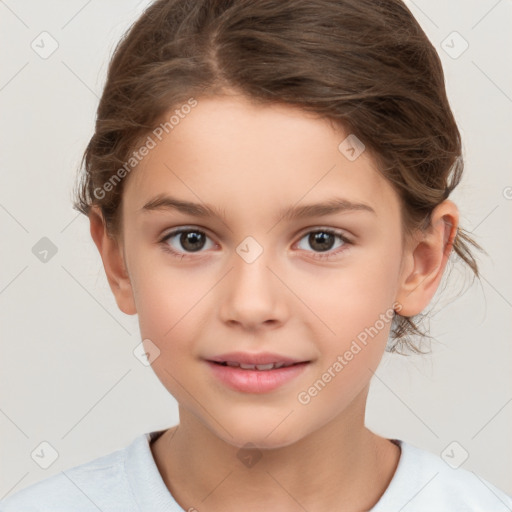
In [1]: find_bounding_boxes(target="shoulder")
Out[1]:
[0,439,136,512]
[373,439,512,512]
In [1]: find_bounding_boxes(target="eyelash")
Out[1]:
[158,226,353,261]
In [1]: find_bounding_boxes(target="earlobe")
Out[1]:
[89,206,137,316]
[395,200,459,317]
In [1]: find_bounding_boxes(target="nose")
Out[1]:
[218,243,288,330]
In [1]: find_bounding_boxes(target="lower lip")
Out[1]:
[206,361,310,393]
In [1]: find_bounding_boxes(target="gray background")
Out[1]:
[1,0,511,499]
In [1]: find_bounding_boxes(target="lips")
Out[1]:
[206,359,310,393]
[207,351,308,367]
[213,361,299,370]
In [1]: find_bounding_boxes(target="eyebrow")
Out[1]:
[140,194,376,221]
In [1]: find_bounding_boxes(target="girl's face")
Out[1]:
[114,94,410,448]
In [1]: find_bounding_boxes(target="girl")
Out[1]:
[2,0,510,510]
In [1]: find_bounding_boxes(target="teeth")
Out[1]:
[223,361,294,370]
[255,363,275,371]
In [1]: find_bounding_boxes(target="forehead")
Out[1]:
[123,94,400,224]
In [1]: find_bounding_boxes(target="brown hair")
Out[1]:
[72,0,484,354]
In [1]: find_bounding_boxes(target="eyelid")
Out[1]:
[294,225,353,242]
[160,224,353,244]
[160,224,215,241]
[159,224,354,261]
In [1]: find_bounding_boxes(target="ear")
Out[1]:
[89,206,137,315]
[395,199,459,316]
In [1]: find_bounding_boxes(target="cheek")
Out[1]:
[130,257,227,369]
[293,256,400,344]
[131,249,205,337]
[296,300,394,418]
[291,245,401,390]
[129,266,206,394]
[134,267,206,401]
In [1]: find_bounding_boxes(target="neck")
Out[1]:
[151,389,400,512]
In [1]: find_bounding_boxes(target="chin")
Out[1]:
[212,416,308,450]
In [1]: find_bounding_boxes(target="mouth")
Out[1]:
[208,360,307,371]
[205,359,311,393]
[206,351,311,370]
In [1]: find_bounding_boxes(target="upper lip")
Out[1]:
[207,352,309,365]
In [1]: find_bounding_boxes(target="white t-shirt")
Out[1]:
[1,429,511,511]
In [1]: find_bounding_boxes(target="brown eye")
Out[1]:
[161,228,214,255]
[296,229,352,260]
[179,231,206,252]
[307,231,336,252]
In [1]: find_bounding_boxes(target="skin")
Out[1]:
[89,93,458,512]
